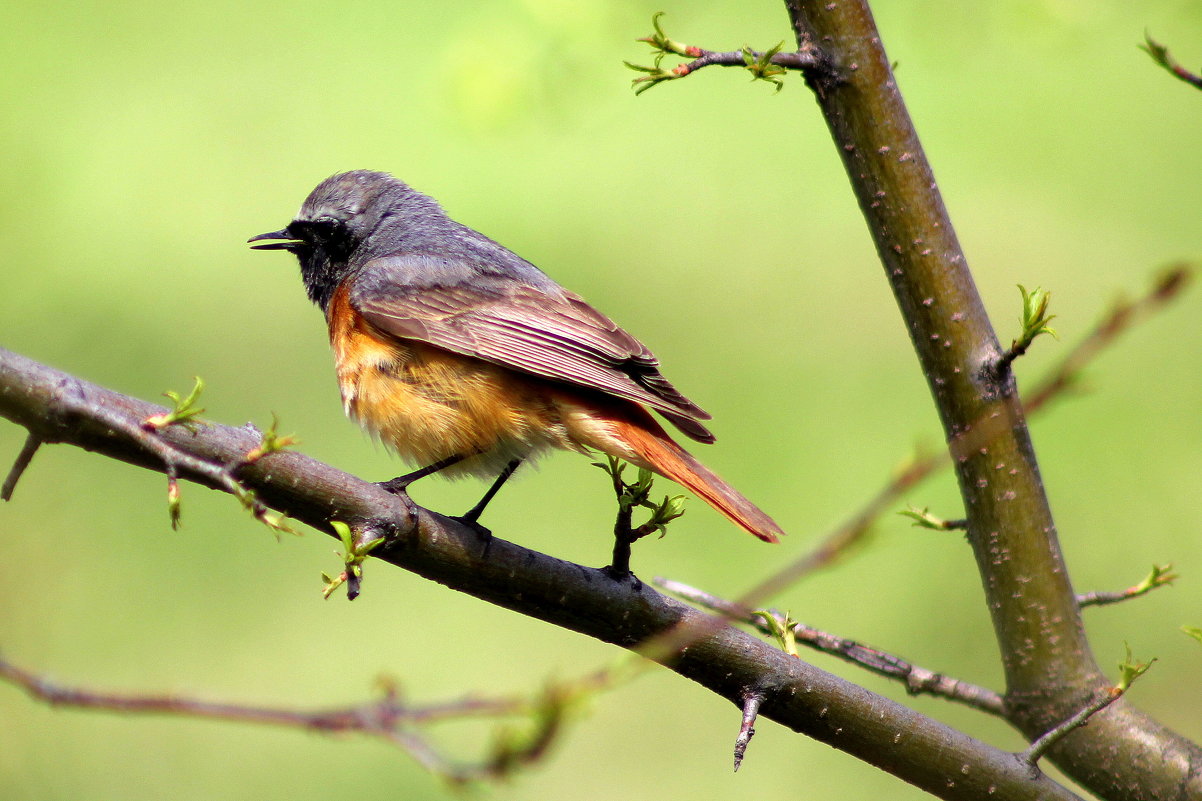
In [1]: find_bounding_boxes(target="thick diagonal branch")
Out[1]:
[0,346,1081,801]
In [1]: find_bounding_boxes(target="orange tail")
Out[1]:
[607,415,784,543]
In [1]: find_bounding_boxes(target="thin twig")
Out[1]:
[1019,689,1121,767]
[656,578,1006,716]
[625,12,822,94]
[731,447,941,605]
[787,619,1005,715]
[1021,266,1190,413]
[1,432,42,501]
[733,690,765,771]
[674,47,818,75]
[1076,564,1177,608]
[731,267,1192,606]
[900,505,967,531]
[995,286,1058,377]
[0,653,565,783]
[57,384,290,533]
[646,269,1186,710]
[1142,34,1202,91]
[68,392,241,496]
[0,656,518,726]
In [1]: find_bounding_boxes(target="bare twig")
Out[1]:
[1022,266,1191,413]
[1,431,42,501]
[655,578,758,619]
[670,47,818,75]
[732,267,1192,608]
[1018,690,1119,768]
[0,653,569,784]
[1016,645,1155,774]
[732,446,940,606]
[901,505,967,531]
[77,393,241,496]
[481,683,574,783]
[165,465,182,529]
[1077,564,1178,608]
[1142,34,1202,91]
[58,382,294,535]
[733,690,765,771]
[651,272,1188,721]
[606,458,638,577]
[0,655,517,726]
[656,578,1006,716]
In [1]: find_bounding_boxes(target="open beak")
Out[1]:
[248,229,301,250]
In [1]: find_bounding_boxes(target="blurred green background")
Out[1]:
[1,1,1200,798]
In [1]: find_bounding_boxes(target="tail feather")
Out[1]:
[611,418,784,543]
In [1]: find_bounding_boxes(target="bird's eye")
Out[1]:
[308,217,342,237]
[287,215,356,259]
[290,216,344,243]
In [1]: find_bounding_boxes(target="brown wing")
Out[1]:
[350,275,716,443]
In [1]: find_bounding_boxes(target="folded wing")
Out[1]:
[351,261,715,443]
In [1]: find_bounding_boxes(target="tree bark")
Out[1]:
[784,2,1202,797]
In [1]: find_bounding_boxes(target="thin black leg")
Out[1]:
[459,458,523,524]
[378,454,468,494]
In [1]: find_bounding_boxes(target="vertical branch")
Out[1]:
[782,2,1202,798]
[784,0,1092,688]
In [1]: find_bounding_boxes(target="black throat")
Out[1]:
[296,245,345,313]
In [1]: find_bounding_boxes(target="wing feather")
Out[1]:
[350,266,714,442]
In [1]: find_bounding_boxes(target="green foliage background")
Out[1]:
[1,2,1200,798]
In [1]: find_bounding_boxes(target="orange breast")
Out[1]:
[325,284,578,478]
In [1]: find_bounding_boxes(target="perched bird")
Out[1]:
[250,170,783,543]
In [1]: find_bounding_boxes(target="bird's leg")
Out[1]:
[378,455,470,531]
[452,458,523,539]
[377,454,467,494]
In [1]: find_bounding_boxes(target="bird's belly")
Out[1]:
[332,327,576,478]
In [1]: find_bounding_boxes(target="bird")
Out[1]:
[249,170,783,544]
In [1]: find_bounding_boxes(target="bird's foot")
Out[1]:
[449,513,493,542]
